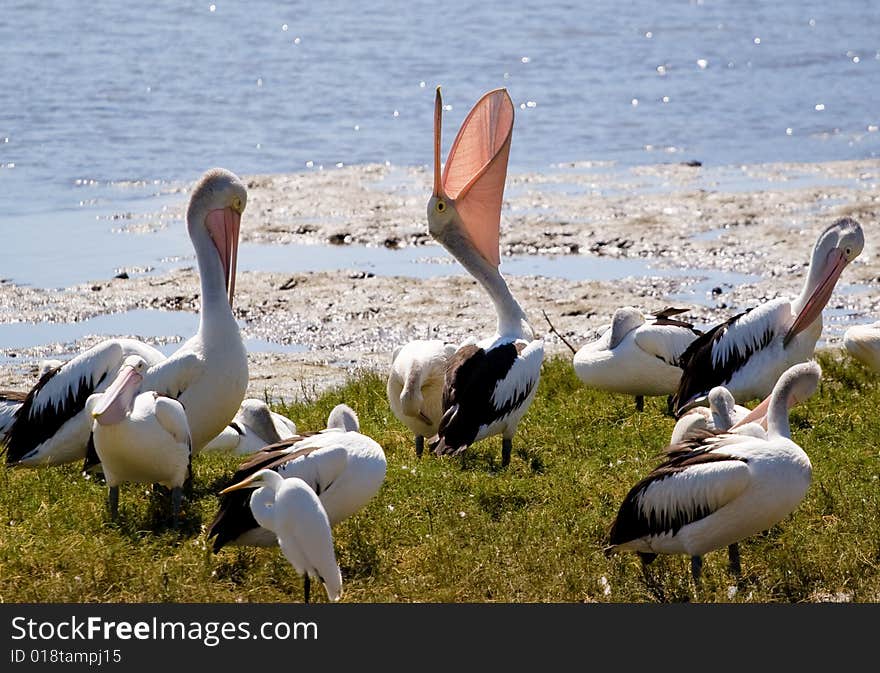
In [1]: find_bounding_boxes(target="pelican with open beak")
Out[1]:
[426,87,544,467]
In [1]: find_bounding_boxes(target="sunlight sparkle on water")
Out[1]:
[696,59,708,69]
[815,103,825,111]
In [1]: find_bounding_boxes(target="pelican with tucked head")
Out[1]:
[843,320,880,373]
[426,87,544,467]
[387,339,458,456]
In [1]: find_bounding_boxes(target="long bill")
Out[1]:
[784,248,847,346]
[219,473,261,495]
[91,366,143,426]
[205,206,242,307]
[434,87,443,198]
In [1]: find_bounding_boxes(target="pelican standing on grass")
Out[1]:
[387,339,457,456]
[606,361,821,585]
[86,356,191,525]
[4,168,249,469]
[573,307,702,411]
[672,218,863,415]
[843,320,880,373]
[220,470,341,603]
[426,87,544,467]
[207,404,385,551]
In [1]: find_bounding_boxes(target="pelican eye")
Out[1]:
[232,196,243,213]
[435,201,446,213]
[845,246,852,257]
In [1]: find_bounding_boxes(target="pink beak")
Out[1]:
[92,366,143,426]
[433,87,513,268]
[784,248,848,347]
[728,396,771,431]
[205,206,241,307]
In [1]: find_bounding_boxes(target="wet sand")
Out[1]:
[1,159,877,403]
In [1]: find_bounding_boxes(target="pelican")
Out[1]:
[4,168,249,468]
[201,398,298,455]
[672,218,863,415]
[85,355,191,524]
[220,470,341,603]
[426,87,544,467]
[606,361,821,585]
[387,339,457,456]
[207,403,386,551]
[669,385,751,445]
[843,320,880,373]
[0,391,26,443]
[573,307,703,411]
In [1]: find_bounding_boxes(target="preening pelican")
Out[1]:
[427,87,544,467]
[201,398,298,455]
[843,320,880,373]
[606,361,821,584]
[207,404,386,551]
[672,218,863,414]
[669,385,751,445]
[220,469,341,603]
[573,307,702,411]
[86,356,191,524]
[4,168,249,468]
[387,339,457,456]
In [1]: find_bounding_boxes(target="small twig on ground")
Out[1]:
[541,309,577,354]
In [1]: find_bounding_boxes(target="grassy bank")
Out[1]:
[1,351,878,603]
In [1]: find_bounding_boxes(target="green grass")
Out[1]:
[1,350,879,603]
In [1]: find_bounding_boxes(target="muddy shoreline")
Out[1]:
[1,159,877,403]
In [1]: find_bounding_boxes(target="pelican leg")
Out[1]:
[666,395,675,417]
[170,487,183,528]
[303,575,311,604]
[501,438,513,467]
[415,435,425,458]
[638,554,666,602]
[635,395,645,412]
[691,556,703,586]
[107,486,120,520]
[727,544,741,576]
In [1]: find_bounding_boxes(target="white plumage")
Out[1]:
[5,169,248,468]
[387,339,457,455]
[573,307,700,409]
[86,355,191,523]
[221,469,342,603]
[427,87,544,466]
[608,361,821,583]
[670,385,752,445]
[208,404,386,550]
[673,218,863,413]
[201,398,298,455]
[843,320,880,373]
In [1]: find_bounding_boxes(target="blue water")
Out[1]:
[0,1,876,354]
[2,1,877,221]
[0,309,307,362]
